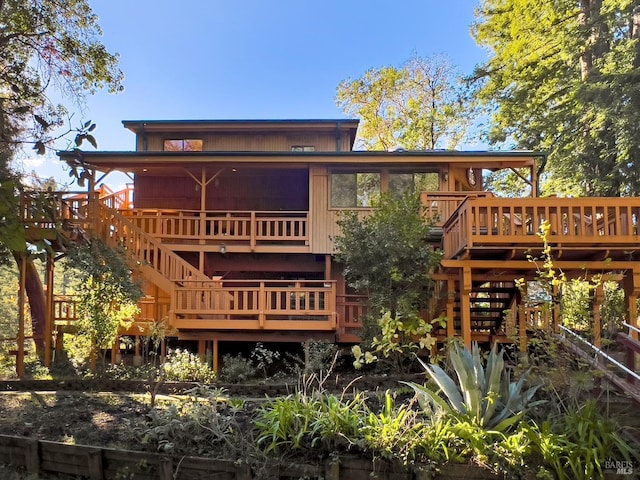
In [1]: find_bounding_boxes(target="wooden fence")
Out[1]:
[0,434,499,480]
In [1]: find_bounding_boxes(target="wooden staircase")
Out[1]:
[434,280,519,343]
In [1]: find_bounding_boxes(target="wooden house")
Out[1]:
[19,119,640,370]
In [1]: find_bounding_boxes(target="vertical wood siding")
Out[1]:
[139,133,347,152]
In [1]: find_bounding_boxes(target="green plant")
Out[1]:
[162,348,215,383]
[135,385,246,459]
[250,342,280,378]
[406,342,541,432]
[353,311,445,370]
[219,353,257,383]
[303,340,338,374]
[530,400,635,480]
[334,192,443,372]
[254,391,368,455]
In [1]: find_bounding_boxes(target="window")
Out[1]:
[163,139,203,151]
[389,172,439,197]
[291,146,315,152]
[331,172,381,207]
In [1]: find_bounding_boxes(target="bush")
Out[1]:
[162,348,215,383]
[219,353,257,383]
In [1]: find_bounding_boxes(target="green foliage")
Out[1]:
[162,348,215,383]
[219,353,257,384]
[352,311,444,371]
[530,400,635,480]
[334,192,442,370]
[473,0,640,196]
[303,340,338,374]
[135,385,247,459]
[0,0,123,155]
[336,54,474,150]
[254,391,368,454]
[363,391,456,464]
[406,342,541,432]
[250,342,281,379]
[65,239,142,365]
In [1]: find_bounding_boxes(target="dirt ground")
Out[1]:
[0,391,150,450]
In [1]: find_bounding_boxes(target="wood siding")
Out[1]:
[135,168,309,211]
[138,132,350,152]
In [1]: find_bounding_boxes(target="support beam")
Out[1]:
[460,267,472,349]
[212,338,219,373]
[446,278,455,338]
[592,283,604,349]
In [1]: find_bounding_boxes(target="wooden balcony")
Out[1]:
[442,197,640,261]
[172,280,337,331]
[120,209,310,253]
[19,191,94,241]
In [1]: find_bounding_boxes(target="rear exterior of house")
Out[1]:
[20,118,640,369]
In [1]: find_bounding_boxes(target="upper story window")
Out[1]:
[291,146,315,152]
[331,172,381,208]
[389,172,439,197]
[163,139,204,151]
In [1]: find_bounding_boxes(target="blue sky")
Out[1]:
[17,0,485,185]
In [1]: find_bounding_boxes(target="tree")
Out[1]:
[472,0,640,197]
[0,0,123,358]
[65,239,142,369]
[336,55,474,151]
[333,193,443,370]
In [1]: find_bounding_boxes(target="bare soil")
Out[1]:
[0,391,149,450]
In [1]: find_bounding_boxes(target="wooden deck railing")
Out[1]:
[420,191,493,227]
[53,296,79,326]
[443,197,640,258]
[120,209,308,249]
[97,203,210,285]
[19,191,94,230]
[172,280,337,330]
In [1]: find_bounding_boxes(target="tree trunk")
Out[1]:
[13,252,46,358]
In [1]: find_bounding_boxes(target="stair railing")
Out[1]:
[97,201,210,284]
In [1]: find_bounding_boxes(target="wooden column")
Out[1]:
[517,284,527,352]
[44,252,55,367]
[16,254,26,378]
[198,339,206,361]
[592,283,604,349]
[460,267,472,349]
[111,336,120,365]
[446,278,455,338]
[212,338,219,373]
[623,267,640,341]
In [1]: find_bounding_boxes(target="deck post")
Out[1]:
[592,284,604,349]
[198,339,206,361]
[623,267,640,341]
[212,338,219,373]
[446,278,455,338]
[460,267,472,349]
[516,286,527,352]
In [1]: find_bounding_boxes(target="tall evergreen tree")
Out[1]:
[473,0,640,196]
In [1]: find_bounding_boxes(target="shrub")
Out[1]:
[219,353,257,383]
[162,348,215,383]
[406,342,541,432]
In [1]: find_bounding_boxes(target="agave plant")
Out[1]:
[406,342,541,432]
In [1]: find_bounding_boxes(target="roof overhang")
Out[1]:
[58,150,543,174]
